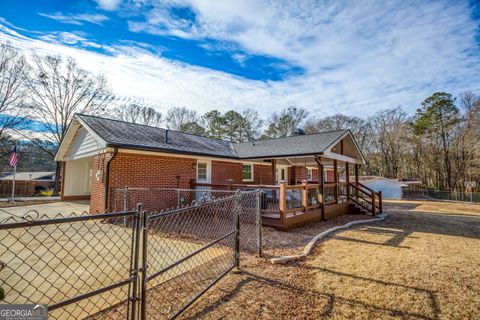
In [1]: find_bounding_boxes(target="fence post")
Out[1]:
[255,191,262,257]
[129,203,143,320]
[124,186,129,211]
[177,189,180,208]
[140,205,148,320]
[234,190,241,268]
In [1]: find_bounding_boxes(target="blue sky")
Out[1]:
[0,0,479,118]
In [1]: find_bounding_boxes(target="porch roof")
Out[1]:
[233,130,346,159]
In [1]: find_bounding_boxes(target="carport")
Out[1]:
[55,118,101,202]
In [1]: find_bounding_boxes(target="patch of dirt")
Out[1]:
[174,200,480,319]
[262,214,375,257]
[180,255,326,320]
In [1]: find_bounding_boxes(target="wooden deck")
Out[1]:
[192,181,382,230]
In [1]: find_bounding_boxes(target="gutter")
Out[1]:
[107,143,240,160]
[104,147,118,212]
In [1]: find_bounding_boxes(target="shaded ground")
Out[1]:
[179,200,480,319]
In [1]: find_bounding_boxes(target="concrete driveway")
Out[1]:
[0,200,90,221]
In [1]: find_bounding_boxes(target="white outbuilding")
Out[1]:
[361,177,408,199]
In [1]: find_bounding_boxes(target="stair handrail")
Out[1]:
[353,182,382,212]
[348,182,382,215]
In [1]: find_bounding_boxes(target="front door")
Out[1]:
[196,160,211,201]
[276,167,287,184]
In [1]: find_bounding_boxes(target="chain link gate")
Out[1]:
[138,190,260,319]
[0,190,261,320]
[0,209,142,320]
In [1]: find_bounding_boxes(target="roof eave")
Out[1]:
[107,143,240,160]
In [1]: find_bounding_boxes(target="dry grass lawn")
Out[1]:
[180,200,480,320]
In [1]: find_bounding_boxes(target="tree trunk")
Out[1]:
[53,161,61,196]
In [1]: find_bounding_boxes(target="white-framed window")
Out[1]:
[307,168,313,181]
[242,164,254,181]
[196,161,210,182]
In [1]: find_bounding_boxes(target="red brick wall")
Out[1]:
[89,152,197,213]
[253,164,273,185]
[90,152,114,213]
[211,161,273,185]
[211,161,243,184]
[288,166,308,184]
[88,152,275,213]
[326,169,335,182]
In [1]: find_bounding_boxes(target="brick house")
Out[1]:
[55,114,380,229]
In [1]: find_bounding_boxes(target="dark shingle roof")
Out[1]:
[77,114,237,158]
[233,130,346,159]
[77,114,347,159]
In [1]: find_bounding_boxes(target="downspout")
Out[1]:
[104,147,118,212]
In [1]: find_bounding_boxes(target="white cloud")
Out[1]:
[1,0,479,122]
[95,0,122,11]
[38,31,102,49]
[38,12,109,26]
[126,0,480,114]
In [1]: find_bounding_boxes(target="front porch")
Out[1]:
[192,159,383,230]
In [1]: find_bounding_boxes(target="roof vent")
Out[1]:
[293,128,305,136]
[164,130,170,143]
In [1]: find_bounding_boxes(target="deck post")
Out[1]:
[279,181,286,228]
[354,164,359,183]
[318,162,325,221]
[271,159,277,204]
[345,162,350,200]
[378,191,382,213]
[333,160,338,204]
[301,180,308,212]
[271,159,276,184]
[354,164,359,198]
[371,192,376,216]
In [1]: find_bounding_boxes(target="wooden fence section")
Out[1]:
[0,180,35,197]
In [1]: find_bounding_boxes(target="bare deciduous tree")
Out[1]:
[240,108,263,141]
[165,107,199,131]
[24,55,113,194]
[0,42,28,138]
[263,106,308,138]
[114,103,163,127]
[304,114,371,151]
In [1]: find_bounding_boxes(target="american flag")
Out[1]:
[9,146,18,167]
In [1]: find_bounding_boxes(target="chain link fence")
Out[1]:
[0,189,262,320]
[110,187,237,213]
[402,188,480,202]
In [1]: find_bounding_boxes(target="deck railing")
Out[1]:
[191,179,382,229]
[348,182,382,215]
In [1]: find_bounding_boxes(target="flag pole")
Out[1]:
[11,163,16,199]
[11,144,17,200]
